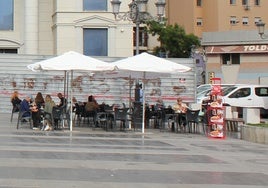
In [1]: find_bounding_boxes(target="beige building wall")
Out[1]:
[167,0,268,37]
[0,0,161,57]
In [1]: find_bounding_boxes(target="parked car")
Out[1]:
[222,85,268,118]
[198,85,268,118]
[221,85,268,109]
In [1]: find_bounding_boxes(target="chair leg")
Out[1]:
[10,112,13,122]
[16,117,19,129]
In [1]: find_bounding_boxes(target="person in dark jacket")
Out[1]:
[11,91,21,112]
[20,95,32,118]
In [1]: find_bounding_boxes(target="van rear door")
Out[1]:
[254,87,268,109]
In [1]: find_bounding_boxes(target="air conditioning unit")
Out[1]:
[244,5,250,10]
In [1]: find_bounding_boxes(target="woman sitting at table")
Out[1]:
[85,95,99,125]
[172,97,188,129]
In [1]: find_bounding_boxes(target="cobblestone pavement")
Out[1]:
[1,113,268,188]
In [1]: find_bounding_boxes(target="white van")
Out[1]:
[222,85,268,109]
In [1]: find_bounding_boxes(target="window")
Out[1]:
[230,0,236,5]
[196,18,203,26]
[83,0,107,11]
[242,17,249,25]
[222,54,240,65]
[242,0,248,5]
[133,27,148,47]
[254,17,261,25]
[0,49,17,53]
[230,16,238,25]
[255,87,268,96]
[197,0,202,6]
[230,88,251,98]
[0,0,13,30]
[254,0,260,6]
[83,28,108,56]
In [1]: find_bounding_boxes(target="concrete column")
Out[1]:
[224,106,232,118]
[24,0,39,54]
[243,108,260,124]
[108,25,116,57]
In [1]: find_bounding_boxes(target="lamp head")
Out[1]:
[155,0,166,17]
[111,0,121,15]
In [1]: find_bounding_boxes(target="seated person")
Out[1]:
[20,95,32,118]
[42,94,56,131]
[20,95,41,129]
[155,98,164,110]
[57,93,67,108]
[85,95,99,124]
[11,91,21,112]
[30,101,41,129]
[72,96,78,112]
[34,92,45,109]
[172,97,188,127]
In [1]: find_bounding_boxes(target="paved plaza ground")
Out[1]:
[0,113,268,188]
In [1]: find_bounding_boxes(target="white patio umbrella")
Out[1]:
[112,52,191,133]
[27,51,116,131]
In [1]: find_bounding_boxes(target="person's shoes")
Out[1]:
[22,119,28,123]
[32,127,39,130]
[41,125,45,131]
[44,125,50,131]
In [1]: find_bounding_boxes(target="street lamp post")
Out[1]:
[110,0,166,55]
[111,0,166,133]
[256,19,267,39]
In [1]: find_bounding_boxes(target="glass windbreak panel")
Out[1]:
[0,0,13,30]
[83,28,108,56]
[222,87,237,96]
[83,0,107,11]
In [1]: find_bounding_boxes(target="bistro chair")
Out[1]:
[186,109,200,133]
[16,108,32,129]
[96,112,108,130]
[11,103,20,122]
[51,105,70,130]
[113,107,129,131]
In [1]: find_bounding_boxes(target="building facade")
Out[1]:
[167,0,268,84]
[166,0,268,38]
[202,30,268,84]
[0,0,161,57]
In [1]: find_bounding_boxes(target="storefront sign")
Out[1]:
[244,45,268,52]
[206,45,268,54]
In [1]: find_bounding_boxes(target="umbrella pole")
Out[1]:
[142,73,146,134]
[70,70,73,131]
[129,75,132,130]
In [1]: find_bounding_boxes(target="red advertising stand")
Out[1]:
[206,78,226,139]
